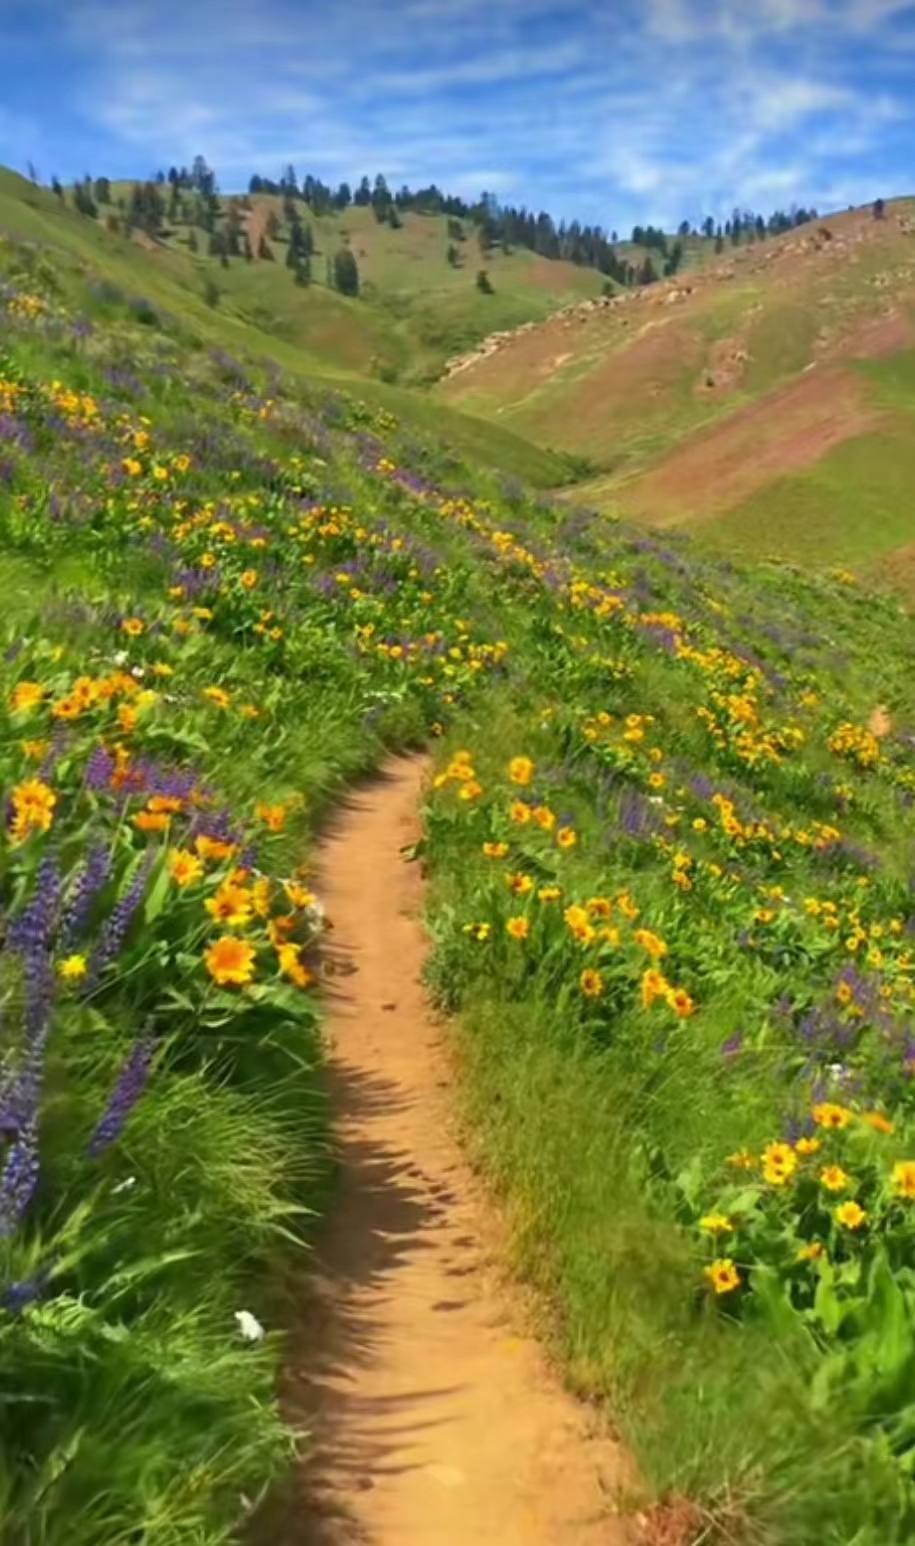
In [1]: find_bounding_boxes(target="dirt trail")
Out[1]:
[282,754,634,1546]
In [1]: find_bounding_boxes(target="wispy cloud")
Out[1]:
[1,0,913,230]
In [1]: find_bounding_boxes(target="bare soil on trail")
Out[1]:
[275,755,635,1546]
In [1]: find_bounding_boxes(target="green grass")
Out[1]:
[699,429,915,564]
[10,169,915,1546]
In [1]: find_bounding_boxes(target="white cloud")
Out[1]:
[8,0,911,234]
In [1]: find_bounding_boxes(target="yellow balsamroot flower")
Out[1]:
[762,1142,798,1187]
[633,928,668,960]
[21,739,51,760]
[134,810,169,833]
[240,569,259,589]
[10,778,57,844]
[819,1165,851,1193]
[121,618,145,637]
[666,986,695,1019]
[586,896,613,919]
[812,1102,853,1130]
[538,886,561,903]
[482,841,509,859]
[795,1136,822,1157]
[704,1258,741,1295]
[277,942,315,989]
[205,936,256,987]
[506,916,530,941]
[617,892,640,921]
[891,1161,915,1199]
[148,795,183,815]
[564,904,590,932]
[532,805,555,831]
[205,885,254,928]
[640,968,669,1009]
[169,849,204,888]
[10,681,46,713]
[835,1200,867,1231]
[700,1213,733,1235]
[203,686,231,710]
[579,968,605,998]
[256,802,287,833]
[195,835,237,864]
[727,1150,757,1171]
[57,954,88,982]
[463,922,491,942]
[508,756,534,786]
[459,780,483,802]
[556,826,578,850]
[647,771,666,790]
[507,873,534,895]
[861,1111,894,1135]
[797,1241,825,1263]
[509,800,532,825]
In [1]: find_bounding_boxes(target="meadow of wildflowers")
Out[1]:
[5,221,915,1543]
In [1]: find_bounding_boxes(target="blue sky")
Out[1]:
[2,0,914,232]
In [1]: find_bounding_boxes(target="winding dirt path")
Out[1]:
[283,754,634,1545]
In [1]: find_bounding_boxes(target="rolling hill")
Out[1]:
[0,166,574,486]
[437,198,915,578]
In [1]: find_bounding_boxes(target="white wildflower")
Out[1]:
[234,1309,266,1342]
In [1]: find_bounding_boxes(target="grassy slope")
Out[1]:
[0,168,566,487]
[10,192,915,1546]
[99,179,610,383]
[436,198,915,572]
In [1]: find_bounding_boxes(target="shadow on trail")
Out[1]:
[251,970,463,1543]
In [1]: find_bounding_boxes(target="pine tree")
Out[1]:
[447,242,461,267]
[476,268,494,293]
[333,247,360,295]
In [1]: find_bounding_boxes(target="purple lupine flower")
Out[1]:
[88,1033,157,1158]
[60,840,113,949]
[85,855,154,990]
[85,745,117,792]
[721,1030,744,1058]
[0,1122,40,1237]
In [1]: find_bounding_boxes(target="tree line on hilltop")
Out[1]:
[43,151,871,304]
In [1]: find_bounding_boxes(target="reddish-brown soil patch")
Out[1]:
[245,202,270,258]
[820,308,915,362]
[617,365,880,525]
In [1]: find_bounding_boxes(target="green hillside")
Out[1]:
[9,173,915,1546]
[0,168,572,486]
